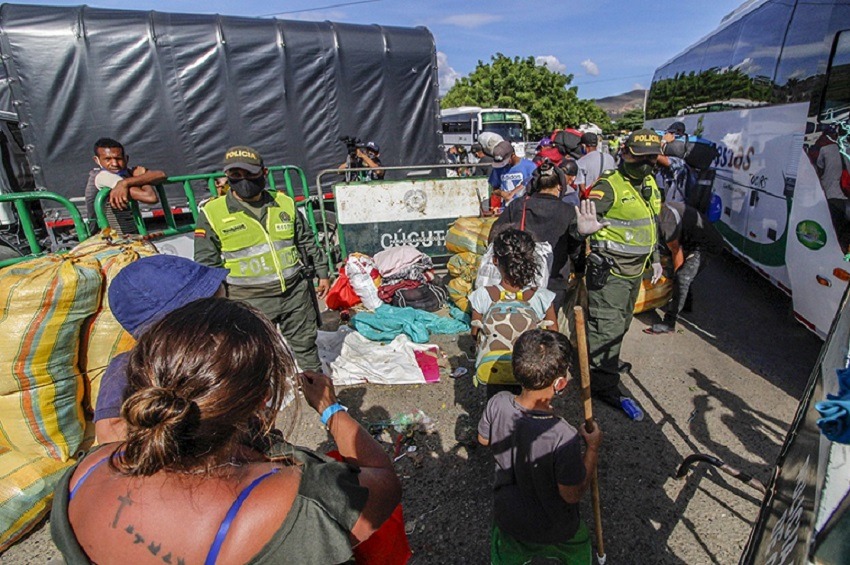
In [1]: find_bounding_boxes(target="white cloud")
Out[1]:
[580,59,600,76]
[633,82,646,90]
[437,51,461,94]
[535,55,566,73]
[733,57,761,75]
[440,14,502,28]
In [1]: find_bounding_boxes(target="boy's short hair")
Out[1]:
[94,137,124,155]
[513,329,571,390]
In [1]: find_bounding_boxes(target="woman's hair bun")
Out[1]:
[122,387,196,431]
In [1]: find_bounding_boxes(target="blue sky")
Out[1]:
[11,0,747,99]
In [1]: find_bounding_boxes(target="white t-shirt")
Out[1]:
[469,285,555,320]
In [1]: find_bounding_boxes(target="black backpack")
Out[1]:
[552,130,583,160]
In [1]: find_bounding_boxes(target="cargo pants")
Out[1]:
[586,274,642,400]
[239,277,322,372]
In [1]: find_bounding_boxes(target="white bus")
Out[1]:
[439,106,532,158]
[646,0,850,339]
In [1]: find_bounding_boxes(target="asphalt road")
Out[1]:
[2,252,824,564]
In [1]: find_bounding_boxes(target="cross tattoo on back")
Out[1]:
[112,491,134,529]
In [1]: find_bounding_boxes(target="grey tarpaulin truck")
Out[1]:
[0,3,442,253]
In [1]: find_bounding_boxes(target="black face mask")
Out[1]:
[621,158,655,181]
[231,175,266,199]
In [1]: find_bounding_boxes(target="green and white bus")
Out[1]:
[646,0,850,338]
[439,106,531,158]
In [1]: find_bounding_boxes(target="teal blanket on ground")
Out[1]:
[352,304,469,343]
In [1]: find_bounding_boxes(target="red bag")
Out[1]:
[841,155,850,197]
[325,267,362,310]
[326,450,412,565]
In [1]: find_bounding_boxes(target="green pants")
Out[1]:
[491,522,591,565]
[586,274,642,398]
[237,277,322,372]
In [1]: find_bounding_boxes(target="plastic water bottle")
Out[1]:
[620,397,645,421]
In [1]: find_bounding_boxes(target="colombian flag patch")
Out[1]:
[588,190,605,200]
[194,228,206,238]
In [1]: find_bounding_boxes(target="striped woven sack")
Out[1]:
[0,254,102,461]
[0,445,73,552]
[445,217,497,255]
[447,277,472,313]
[74,234,158,413]
[446,252,481,283]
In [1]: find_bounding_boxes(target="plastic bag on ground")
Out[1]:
[345,253,382,311]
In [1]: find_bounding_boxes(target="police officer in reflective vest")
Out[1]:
[585,129,664,420]
[194,146,329,371]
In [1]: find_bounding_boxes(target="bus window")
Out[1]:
[728,2,793,102]
[822,31,850,123]
[775,5,834,103]
[695,20,743,102]
[442,120,473,134]
[646,39,706,119]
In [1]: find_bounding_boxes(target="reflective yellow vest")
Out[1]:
[202,192,301,292]
[591,171,661,276]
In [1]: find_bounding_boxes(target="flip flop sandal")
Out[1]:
[643,324,674,335]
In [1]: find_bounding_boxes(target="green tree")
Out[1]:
[616,108,645,131]
[441,53,612,135]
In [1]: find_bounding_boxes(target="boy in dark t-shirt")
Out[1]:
[478,330,602,564]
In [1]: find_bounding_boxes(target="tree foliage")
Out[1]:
[441,53,613,136]
[645,68,776,120]
[616,108,645,131]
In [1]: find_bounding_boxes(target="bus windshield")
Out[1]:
[481,123,524,143]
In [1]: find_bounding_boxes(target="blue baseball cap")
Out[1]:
[109,255,228,337]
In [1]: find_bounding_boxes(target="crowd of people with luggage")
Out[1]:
[45,121,725,564]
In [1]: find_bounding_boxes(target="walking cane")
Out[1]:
[574,305,607,564]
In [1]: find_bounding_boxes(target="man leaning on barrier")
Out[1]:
[84,137,165,234]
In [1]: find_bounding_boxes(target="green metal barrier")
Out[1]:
[93,165,325,259]
[0,191,90,268]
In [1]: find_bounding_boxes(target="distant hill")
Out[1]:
[595,89,645,120]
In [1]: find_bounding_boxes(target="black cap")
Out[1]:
[491,140,514,168]
[580,132,598,146]
[625,129,662,156]
[223,146,264,174]
[471,142,483,153]
[665,121,686,136]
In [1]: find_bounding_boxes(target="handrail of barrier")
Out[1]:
[94,180,198,237]
[0,191,90,268]
[93,165,323,251]
[314,163,491,272]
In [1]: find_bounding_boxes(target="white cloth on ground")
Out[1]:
[316,326,435,386]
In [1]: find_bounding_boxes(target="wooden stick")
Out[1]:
[574,305,606,563]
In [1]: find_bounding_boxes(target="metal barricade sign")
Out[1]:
[334,177,486,258]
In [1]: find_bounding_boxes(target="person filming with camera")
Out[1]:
[338,137,385,181]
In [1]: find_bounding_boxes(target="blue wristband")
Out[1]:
[321,403,348,426]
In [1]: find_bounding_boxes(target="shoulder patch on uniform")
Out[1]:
[194,228,206,238]
[588,190,605,200]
